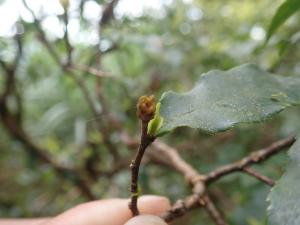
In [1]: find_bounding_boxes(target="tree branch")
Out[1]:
[160,182,205,222]
[129,121,155,215]
[242,167,275,186]
[21,0,62,66]
[149,141,205,183]
[143,137,295,222]
[203,194,228,225]
[99,0,120,27]
[13,32,23,68]
[204,136,295,184]
[0,34,95,199]
[67,64,114,78]
[0,102,95,200]
[62,6,73,66]
[0,59,11,75]
[150,141,205,222]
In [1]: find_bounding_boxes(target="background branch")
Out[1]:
[62,5,73,66]
[22,0,62,66]
[204,136,295,184]
[242,167,275,186]
[129,121,155,216]
[144,137,295,222]
[203,194,228,225]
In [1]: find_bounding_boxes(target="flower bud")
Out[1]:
[137,95,156,122]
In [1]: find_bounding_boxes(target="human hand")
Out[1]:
[44,195,170,225]
[0,195,170,225]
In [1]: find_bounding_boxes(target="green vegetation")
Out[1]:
[1,0,300,224]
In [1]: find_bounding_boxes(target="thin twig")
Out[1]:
[0,18,95,200]
[149,137,295,222]
[128,96,159,216]
[149,142,206,222]
[62,5,73,66]
[21,1,99,119]
[243,167,275,186]
[161,182,205,222]
[21,0,62,66]
[22,0,123,180]
[67,64,114,78]
[205,136,295,184]
[0,59,11,75]
[99,0,120,27]
[0,72,95,200]
[129,121,155,215]
[149,141,205,184]
[203,194,228,225]
[0,107,95,200]
[13,32,23,68]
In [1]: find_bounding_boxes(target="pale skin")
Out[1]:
[0,195,169,225]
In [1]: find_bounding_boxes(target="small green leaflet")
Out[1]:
[265,0,300,43]
[155,64,300,136]
[267,137,300,225]
[148,102,164,136]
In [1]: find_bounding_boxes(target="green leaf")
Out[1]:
[156,64,300,136]
[265,0,300,43]
[267,137,300,225]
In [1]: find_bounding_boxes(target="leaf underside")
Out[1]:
[156,64,300,136]
[267,137,300,225]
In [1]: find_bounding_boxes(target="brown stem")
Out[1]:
[99,0,120,27]
[149,142,206,222]
[67,64,113,78]
[22,0,62,66]
[243,167,275,186]
[0,96,95,200]
[205,136,295,184]
[129,121,155,216]
[151,136,295,222]
[0,33,95,200]
[161,182,205,222]
[121,132,294,222]
[203,194,228,225]
[149,141,205,183]
[62,6,73,66]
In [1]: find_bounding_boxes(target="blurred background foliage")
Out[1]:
[0,0,300,224]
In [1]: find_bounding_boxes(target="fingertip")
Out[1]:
[138,195,171,215]
[44,196,171,225]
[124,215,168,225]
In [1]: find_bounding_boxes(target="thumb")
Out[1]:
[124,215,168,225]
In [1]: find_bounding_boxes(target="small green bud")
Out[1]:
[147,102,164,136]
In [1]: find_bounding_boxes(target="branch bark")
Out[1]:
[204,136,295,184]
[242,167,275,186]
[142,137,295,222]
[129,121,155,216]
[99,0,120,27]
[151,141,206,222]
[62,5,73,66]
[0,28,96,200]
[22,0,62,66]
[203,194,228,225]
[0,98,95,200]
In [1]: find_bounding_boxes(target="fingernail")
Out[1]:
[137,195,171,215]
[139,195,170,205]
[124,215,168,225]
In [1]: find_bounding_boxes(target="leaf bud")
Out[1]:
[137,95,156,122]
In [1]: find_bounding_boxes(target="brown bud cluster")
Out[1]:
[137,95,156,122]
